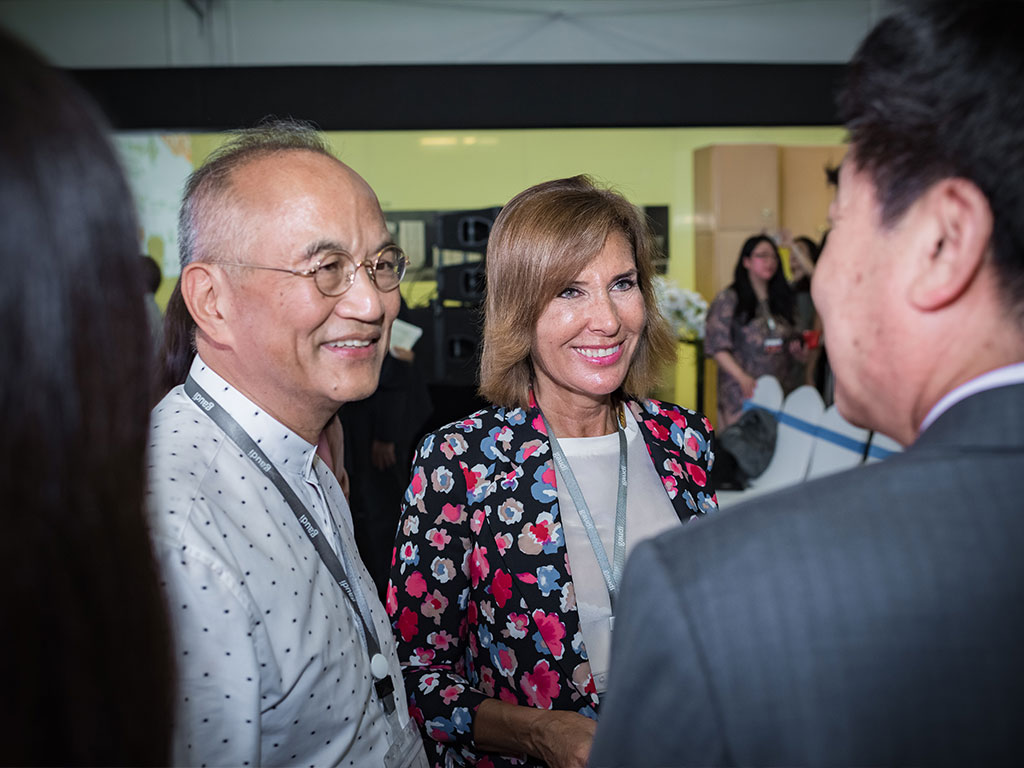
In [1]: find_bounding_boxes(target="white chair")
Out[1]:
[751,385,826,493]
[806,404,870,480]
[749,374,784,413]
[715,376,783,508]
[716,384,825,508]
[865,431,903,463]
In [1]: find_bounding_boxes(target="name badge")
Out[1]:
[384,717,428,768]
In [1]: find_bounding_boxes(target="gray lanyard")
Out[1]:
[541,410,628,614]
[184,375,397,713]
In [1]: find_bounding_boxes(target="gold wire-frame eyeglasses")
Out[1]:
[223,244,407,298]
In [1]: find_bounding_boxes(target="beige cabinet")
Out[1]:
[780,144,847,244]
[694,142,844,301]
[694,144,779,301]
[694,144,780,231]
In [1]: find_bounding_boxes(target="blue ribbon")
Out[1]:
[741,401,898,459]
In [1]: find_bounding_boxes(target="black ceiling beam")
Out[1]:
[70,62,845,132]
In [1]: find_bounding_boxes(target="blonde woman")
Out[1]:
[388,175,717,768]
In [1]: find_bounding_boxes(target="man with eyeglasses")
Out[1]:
[147,120,428,768]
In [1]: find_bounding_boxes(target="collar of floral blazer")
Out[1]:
[627,398,716,518]
[517,394,699,516]
[485,397,695,542]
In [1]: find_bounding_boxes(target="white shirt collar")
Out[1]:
[919,361,1024,434]
[188,355,318,481]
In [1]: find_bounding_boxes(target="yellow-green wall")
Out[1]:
[189,125,846,291]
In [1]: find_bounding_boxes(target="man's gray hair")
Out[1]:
[177,118,334,269]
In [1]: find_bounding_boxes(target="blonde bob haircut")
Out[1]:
[479,175,676,410]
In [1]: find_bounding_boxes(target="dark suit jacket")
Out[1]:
[387,397,717,767]
[592,383,1024,767]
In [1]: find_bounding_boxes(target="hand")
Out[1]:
[788,338,809,363]
[738,371,758,400]
[531,710,596,768]
[390,346,415,363]
[371,440,397,471]
[474,700,595,768]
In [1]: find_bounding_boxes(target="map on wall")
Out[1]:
[115,133,193,279]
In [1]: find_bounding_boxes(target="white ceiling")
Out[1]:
[0,0,894,68]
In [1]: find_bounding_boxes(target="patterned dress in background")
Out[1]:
[705,286,800,429]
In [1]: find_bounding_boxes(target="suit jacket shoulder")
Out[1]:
[593,385,1024,766]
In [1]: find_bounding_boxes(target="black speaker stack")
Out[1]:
[405,207,501,427]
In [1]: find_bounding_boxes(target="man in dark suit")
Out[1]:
[591,2,1024,765]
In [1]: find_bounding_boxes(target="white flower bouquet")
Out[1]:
[654,276,708,341]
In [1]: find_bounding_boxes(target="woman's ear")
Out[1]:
[908,178,993,312]
[180,261,234,347]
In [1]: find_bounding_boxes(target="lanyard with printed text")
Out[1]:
[541,409,628,619]
[184,375,397,714]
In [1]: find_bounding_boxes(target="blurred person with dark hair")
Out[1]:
[147,119,426,767]
[388,175,716,768]
[152,278,196,402]
[141,254,165,352]
[784,233,828,391]
[705,234,805,429]
[594,1,1024,764]
[0,27,173,766]
[786,234,819,333]
[340,293,432,601]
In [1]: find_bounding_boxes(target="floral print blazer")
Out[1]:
[386,397,717,767]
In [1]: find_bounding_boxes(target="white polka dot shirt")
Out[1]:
[147,356,427,768]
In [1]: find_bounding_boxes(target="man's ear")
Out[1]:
[181,261,234,347]
[908,178,993,312]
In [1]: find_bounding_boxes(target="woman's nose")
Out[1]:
[587,291,621,334]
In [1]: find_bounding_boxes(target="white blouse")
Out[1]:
[554,408,680,693]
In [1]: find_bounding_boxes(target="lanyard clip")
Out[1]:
[375,676,396,714]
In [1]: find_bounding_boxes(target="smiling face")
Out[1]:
[219,151,400,436]
[530,229,646,417]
